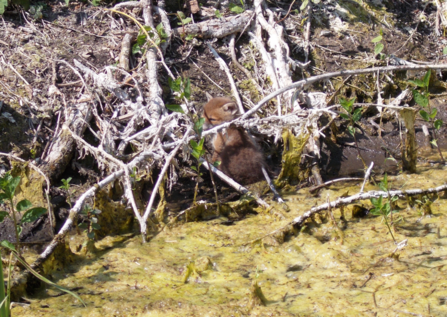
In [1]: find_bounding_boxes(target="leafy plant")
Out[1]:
[371,29,385,58]
[78,205,101,241]
[167,77,220,209]
[132,24,168,54]
[177,11,192,26]
[229,3,244,14]
[409,69,444,162]
[166,76,191,111]
[0,172,47,255]
[215,9,222,18]
[339,97,367,168]
[190,126,206,204]
[370,174,398,243]
[59,177,72,208]
[166,75,189,113]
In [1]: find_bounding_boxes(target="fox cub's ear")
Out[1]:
[222,102,238,115]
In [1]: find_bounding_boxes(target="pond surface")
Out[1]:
[12,166,447,316]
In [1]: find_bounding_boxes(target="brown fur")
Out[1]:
[203,97,265,185]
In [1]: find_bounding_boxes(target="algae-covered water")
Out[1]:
[12,166,447,316]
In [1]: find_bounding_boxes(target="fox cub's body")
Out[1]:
[203,97,265,185]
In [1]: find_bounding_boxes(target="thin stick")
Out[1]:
[201,160,271,209]
[261,167,284,203]
[309,177,364,193]
[204,155,220,214]
[206,42,244,114]
[360,162,374,193]
[143,128,192,221]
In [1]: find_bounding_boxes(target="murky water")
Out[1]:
[12,166,447,316]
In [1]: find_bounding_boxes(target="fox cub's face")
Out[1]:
[202,97,239,130]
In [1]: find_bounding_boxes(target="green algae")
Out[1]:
[274,129,309,188]
[10,165,447,316]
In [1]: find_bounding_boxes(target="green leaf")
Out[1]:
[311,0,320,3]
[91,223,101,230]
[191,166,198,172]
[184,78,191,100]
[156,23,167,39]
[369,208,381,216]
[229,3,244,14]
[0,211,9,222]
[434,119,443,130]
[190,139,199,149]
[430,139,438,147]
[215,9,222,18]
[370,197,381,207]
[198,138,205,149]
[443,47,447,55]
[16,225,22,237]
[132,43,142,55]
[0,193,7,203]
[352,108,362,122]
[185,34,195,41]
[347,126,356,136]
[78,223,88,229]
[339,113,350,120]
[213,161,221,167]
[408,79,425,88]
[429,108,437,119]
[5,176,20,201]
[20,207,47,224]
[1,240,16,251]
[419,110,430,122]
[92,209,102,215]
[340,97,354,113]
[91,0,100,6]
[168,77,181,92]
[16,199,32,212]
[381,173,388,191]
[423,69,431,88]
[191,150,200,160]
[300,0,308,10]
[177,11,186,19]
[374,43,384,55]
[65,0,69,5]
[371,35,382,43]
[182,17,192,24]
[166,104,184,113]
[194,118,205,135]
[413,90,429,107]
[87,231,95,240]
[62,177,72,187]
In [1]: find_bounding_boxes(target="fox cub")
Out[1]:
[202,97,265,185]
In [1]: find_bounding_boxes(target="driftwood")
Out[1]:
[172,11,254,39]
